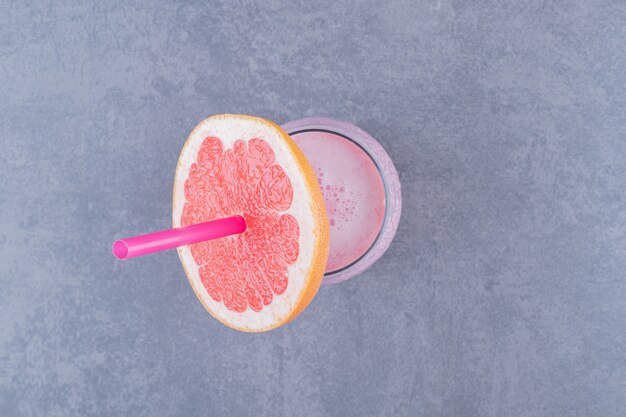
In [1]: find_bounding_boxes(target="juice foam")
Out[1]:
[291,130,385,272]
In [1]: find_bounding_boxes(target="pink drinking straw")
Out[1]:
[112,215,246,260]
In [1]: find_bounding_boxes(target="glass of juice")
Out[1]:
[282,118,402,284]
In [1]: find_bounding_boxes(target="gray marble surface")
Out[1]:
[1,1,625,416]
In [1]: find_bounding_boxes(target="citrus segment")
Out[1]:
[173,114,329,332]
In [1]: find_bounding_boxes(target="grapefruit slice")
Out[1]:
[173,114,329,332]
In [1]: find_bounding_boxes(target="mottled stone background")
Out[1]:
[1,1,625,416]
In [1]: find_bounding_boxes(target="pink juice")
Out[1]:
[291,130,386,273]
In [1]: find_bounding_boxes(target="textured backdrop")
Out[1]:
[1,1,625,416]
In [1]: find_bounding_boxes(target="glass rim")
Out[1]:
[282,117,402,285]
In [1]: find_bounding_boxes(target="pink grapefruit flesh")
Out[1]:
[182,138,300,313]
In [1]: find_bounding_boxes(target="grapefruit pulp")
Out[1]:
[172,114,329,332]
